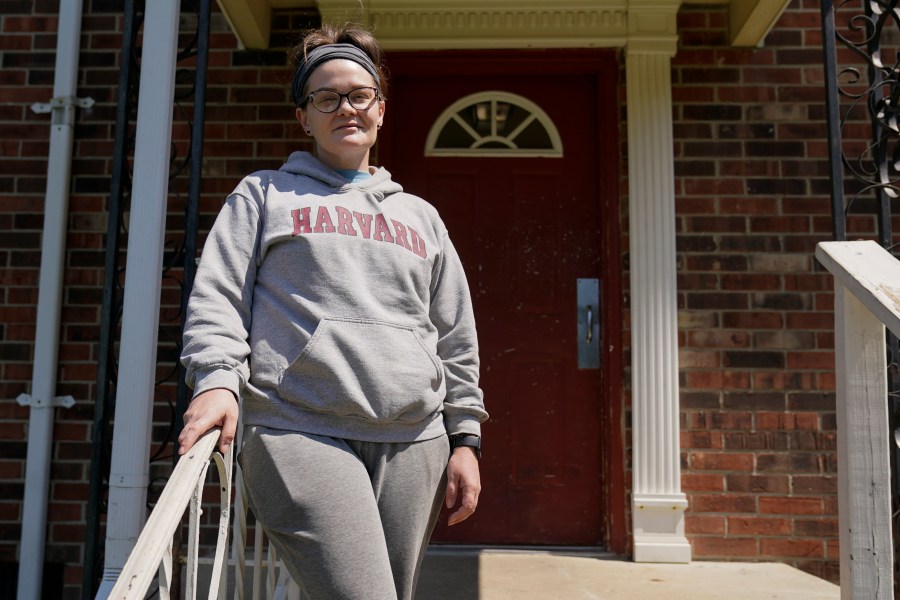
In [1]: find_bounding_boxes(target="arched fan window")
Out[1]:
[425,91,563,158]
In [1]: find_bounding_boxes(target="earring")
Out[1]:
[305,129,311,134]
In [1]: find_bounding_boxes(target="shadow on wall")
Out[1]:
[1,562,65,600]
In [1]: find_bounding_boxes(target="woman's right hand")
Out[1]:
[178,388,239,455]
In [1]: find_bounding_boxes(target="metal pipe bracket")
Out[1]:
[16,393,76,409]
[30,95,95,125]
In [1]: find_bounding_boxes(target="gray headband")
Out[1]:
[291,43,380,106]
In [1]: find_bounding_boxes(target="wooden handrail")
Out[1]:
[109,428,227,599]
[106,421,303,599]
[816,240,900,337]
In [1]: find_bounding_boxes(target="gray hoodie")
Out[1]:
[181,151,487,442]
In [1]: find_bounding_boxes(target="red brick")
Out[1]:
[689,452,754,471]
[682,472,726,492]
[721,274,781,291]
[722,311,783,329]
[793,519,837,537]
[2,16,59,33]
[51,423,88,441]
[679,350,720,368]
[685,515,726,534]
[786,351,834,370]
[817,372,836,390]
[691,536,757,558]
[686,330,750,348]
[752,371,816,390]
[690,493,758,513]
[758,496,824,515]
[681,430,724,450]
[49,523,85,543]
[685,371,723,389]
[825,539,840,560]
[708,411,753,430]
[723,350,784,368]
[728,516,792,535]
[756,452,819,473]
[814,293,834,311]
[50,483,89,501]
[719,159,779,177]
[760,538,824,558]
[815,331,834,349]
[757,412,819,431]
[46,503,83,522]
[0,461,22,479]
[0,502,20,521]
[753,330,815,350]
[728,430,791,451]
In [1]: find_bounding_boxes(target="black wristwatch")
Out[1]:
[450,434,481,459]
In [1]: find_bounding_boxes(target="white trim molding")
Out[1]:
[318,0,628,49]
[626,38,691,563]
[221,0,786,50]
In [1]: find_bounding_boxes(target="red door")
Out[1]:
[381,52,621,546]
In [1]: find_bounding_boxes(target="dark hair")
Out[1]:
[289,24,388,105]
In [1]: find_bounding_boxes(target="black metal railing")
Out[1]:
[820,0,900,592]
[83,1,210,597]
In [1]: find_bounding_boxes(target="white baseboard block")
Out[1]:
[632,493,691,563]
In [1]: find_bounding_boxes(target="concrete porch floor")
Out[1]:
[415,547,840,600]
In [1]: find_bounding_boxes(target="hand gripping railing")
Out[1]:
[816,240,899,599]
[108,427,301,600]
[109,428,232,599]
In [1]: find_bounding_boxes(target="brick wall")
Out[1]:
[0,2,112,595]
[0,0,866,595]
[673,0,853,582]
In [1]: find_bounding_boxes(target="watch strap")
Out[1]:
[450,434,481,459]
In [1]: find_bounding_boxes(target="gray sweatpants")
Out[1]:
[239,426,450,600]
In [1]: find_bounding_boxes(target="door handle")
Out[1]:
[586,305,593,344]
[577,278,600,369]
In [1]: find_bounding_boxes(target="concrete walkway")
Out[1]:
[416,548,840,600]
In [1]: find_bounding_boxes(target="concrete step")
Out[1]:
[416,548,840,600]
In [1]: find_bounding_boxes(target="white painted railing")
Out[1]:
[108,427,300,599]
[816,240,899,600]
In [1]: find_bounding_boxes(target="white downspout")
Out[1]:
[95,1,182,597]
[16,2,88,598]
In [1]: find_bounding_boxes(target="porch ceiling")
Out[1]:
[216,0,790,51]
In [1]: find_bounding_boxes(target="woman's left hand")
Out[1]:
[445,447,481,526]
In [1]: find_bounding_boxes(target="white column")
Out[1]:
[627,32,691,562]
[96,1,181,596]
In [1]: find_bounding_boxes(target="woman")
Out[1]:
[177,23,487,600]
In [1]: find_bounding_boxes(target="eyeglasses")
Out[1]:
[305,87,381,113]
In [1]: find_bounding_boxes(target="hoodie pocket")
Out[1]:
[279,317,444,423]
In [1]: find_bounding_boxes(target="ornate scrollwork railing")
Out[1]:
[822,0,900,246]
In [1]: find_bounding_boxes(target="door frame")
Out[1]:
[380,49,626,552]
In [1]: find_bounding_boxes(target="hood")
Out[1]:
[279,151,404,198]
